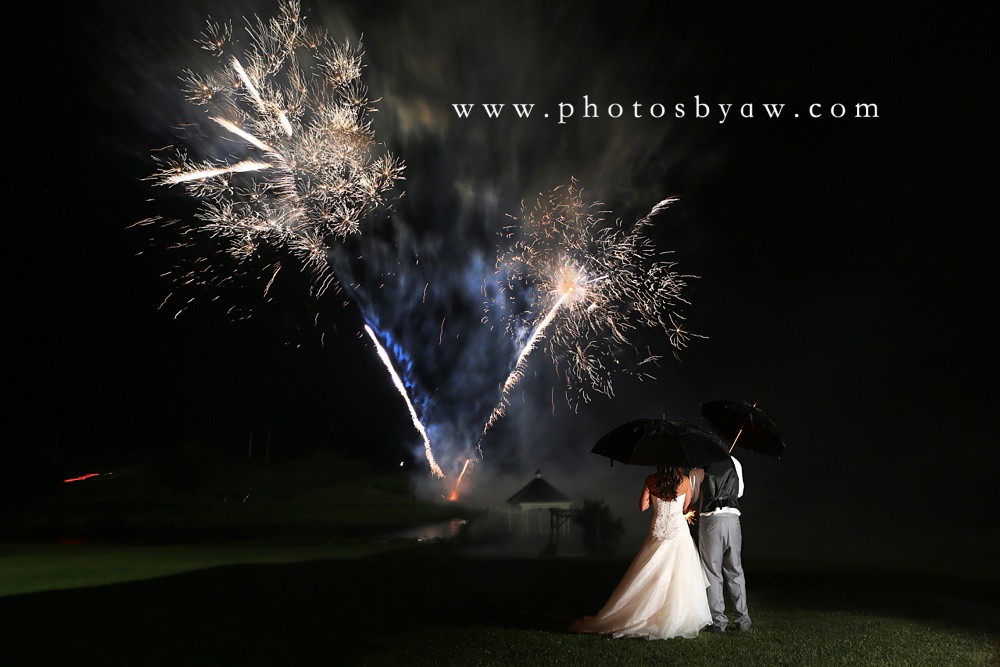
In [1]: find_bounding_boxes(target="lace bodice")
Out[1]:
[650,493,686,541]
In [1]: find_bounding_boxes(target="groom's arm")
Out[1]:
[687,468,704,511]
[732,457,745,498]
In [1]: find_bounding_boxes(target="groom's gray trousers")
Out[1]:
[698,513,751,631]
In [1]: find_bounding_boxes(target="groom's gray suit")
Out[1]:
[696,456,751,632]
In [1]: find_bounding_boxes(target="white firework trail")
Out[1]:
[481,291,570,434]
[210,117,276,153]
[161,160,275,185]
[364,325,444,478]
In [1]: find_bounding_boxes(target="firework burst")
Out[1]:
[483,180,697,432]
[145,0,403,314]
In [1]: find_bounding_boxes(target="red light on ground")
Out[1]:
[63,473,100,483]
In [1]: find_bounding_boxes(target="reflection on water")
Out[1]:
[53,519,470,545]
[381,519,467,541]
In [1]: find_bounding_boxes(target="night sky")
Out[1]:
[10,2,994,565]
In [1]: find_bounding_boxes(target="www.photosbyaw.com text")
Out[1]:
[451,95,878,124]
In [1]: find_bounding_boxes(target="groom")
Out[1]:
[693,455,751,633]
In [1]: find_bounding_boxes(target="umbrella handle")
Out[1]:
[729,427,743,453]
[728,403,756,453]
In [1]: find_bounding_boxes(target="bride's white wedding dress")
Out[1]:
[571,493,711,640]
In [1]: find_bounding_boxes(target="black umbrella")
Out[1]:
[592,418,731,468]
[700,400,784,457]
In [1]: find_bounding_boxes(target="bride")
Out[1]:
[570,466,711,640]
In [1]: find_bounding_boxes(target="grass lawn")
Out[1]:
[0,541,408,597]
[1,457,995,665]
[1,541,995,666]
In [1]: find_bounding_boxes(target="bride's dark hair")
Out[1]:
[654,466,683,500]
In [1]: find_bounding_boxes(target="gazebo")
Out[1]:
[506,470,573,535]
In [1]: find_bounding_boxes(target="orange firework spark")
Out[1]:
[448,458,473,501]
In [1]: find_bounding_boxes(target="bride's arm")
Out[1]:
[679,476,692,513]
[640,477,652,511]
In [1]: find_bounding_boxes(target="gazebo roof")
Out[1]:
[507,470,570,506]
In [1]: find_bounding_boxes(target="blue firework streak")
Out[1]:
[363,322,443,477]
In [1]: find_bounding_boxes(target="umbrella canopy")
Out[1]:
[700,400,784,457]
[591,418,731,468]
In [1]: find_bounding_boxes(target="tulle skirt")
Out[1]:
[570,529,711,640]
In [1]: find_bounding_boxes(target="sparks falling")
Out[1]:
[364,325,444,478]
[147,0,403,313]
[484,181,697,433]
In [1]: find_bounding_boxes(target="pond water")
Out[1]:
[50,519,471,545]
[379,519,467,541]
